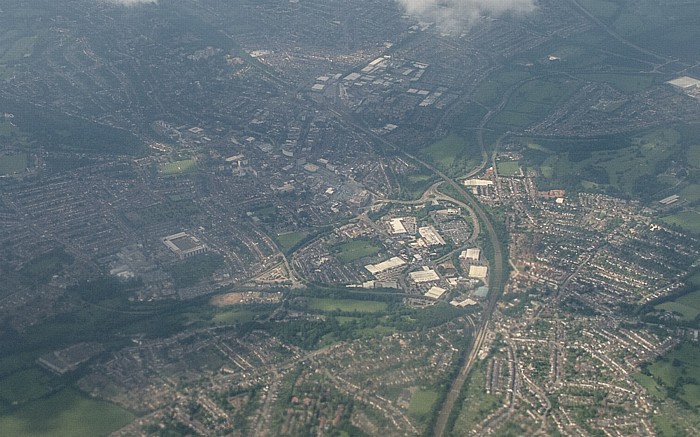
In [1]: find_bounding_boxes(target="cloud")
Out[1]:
[104,0,158,5]
[397,0,536,30]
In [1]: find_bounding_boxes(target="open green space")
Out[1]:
[521,126,682,199]
[334,240,381,263]
[396,171,438,201]
[421,134,480,178]
[656,301,699,322]
[656,289,700,321]
[662,211,700,235]
[159,159,197,175]
[276,231,306,251]
[634,372,664,399]
[472,69,531,107]
[452,360,502,433]
[0,153,28,175]
[496,161,520,177]
[0,36,36,64]
[574,73,653,94]
[0,97,142,155]
[0,369,52,406]
[687,144,700,168]
[19,248,73,285]
[681,184,700,202]
[577,0,619,20]
[643,343,700,409]
[688,272,700,287]
[0,389,134,437]
[211,309,255,325]
[408,389,439,419]
[576,0,700,62]
[308,298,387,314]
[168,253,225,289]
[335,316,360,325]
[490,78,580,131]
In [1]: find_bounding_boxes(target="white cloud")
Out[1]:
[397,0,536,30]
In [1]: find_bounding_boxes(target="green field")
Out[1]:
[211,309,255,325]
[452,361,502,432]
[688,272,700,287]
[19,248,73,285]
[641,343,700,410]
[656,290,700,321]
[496,161,520,177]
[408,389,439,419]
[662,211,700,235]
[0,97,142,154]
[525,127,681,198]
[308,298,387,313]
[0,369,52,406]
[276,231,306,251]
[490,78,580,131]
[421,134,480,177]
[168,253,225,289]
[397,172,438,200]
[575,73,654,94]
[334,240,381,263]
[159,159,197,175]
[656,302,700,322]
[687,144,700,168]
[0,389,134,437]
[577,0,619,20]
[0,153,28,175]
[0,36,37,64]
[680,184,700,203]
[472,69,531,106]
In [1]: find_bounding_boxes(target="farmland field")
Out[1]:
[663,211,700,235]
[0,389,134,437]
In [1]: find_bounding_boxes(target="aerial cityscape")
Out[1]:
[1,0,700,436]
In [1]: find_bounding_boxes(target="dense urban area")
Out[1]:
[2,0,700,436]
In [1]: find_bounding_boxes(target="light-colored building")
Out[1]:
[425,286,446,299]
[389,218,407,234]
[418,226,446,246]
[460,248,481,261]
[468,265,488,280]
[365,256,406,275]
[409,267,440,283]
[463,178,493,187]
[667,76,700,90]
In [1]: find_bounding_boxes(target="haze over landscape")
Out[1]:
[1,0,700,436]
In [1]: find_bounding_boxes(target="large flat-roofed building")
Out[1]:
[469,265,488,280]
[409,267,440,283]
[418,226,446,246]
[667,76,700,90]
[425,286,446,299]
[365,256,406,276]
[389,218,408,234]
[163,232,208,259]
[460,248,481,261]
